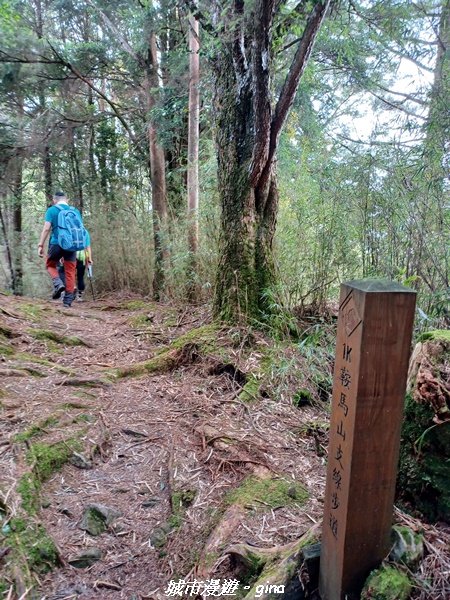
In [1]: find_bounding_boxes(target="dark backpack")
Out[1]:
[56,205,89,251]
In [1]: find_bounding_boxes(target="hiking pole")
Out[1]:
[87,264,96,301]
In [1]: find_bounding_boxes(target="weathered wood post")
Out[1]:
[319,280,416,600]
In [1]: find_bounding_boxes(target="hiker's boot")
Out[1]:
[76,291,84,302]
[52,278,66,300]
[63,292,75,307]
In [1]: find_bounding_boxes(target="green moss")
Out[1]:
[361,566,412,600]
[13,416,59,443]
[418,329,450,343]
[293,389,313,407]
[111,325,219,379]
[18,303,45,322]
[16,353,74,374]
[17,473,42,514]
[0,334,14,356]
[226,477,308,509]
[170,324,219,351]
[26,438,82,482]
[121,299,152,310]
[239,375,262,403]
[72,413,94,423]
[170,489,196,529]
[28,329,90,347]
[129,314,153,328]
[7,518,59,573]
[111,350,177,379]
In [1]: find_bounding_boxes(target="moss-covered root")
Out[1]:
[109,324,219,380]
[229,525,320,599]
[110,344,198,379]
[361,565,412,600]
[28,328,92,347]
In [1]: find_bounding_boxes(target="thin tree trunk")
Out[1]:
[11,155,23,295]
[187,15,200,300]
[146,32,169,300]
[0,195,15,291]
[35,0,53,204]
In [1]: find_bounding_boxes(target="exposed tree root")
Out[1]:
[28,329,92,347]
[227,525,320,599]
[193,424,272,578]
[110,342,200,379]
[59,377,111,388]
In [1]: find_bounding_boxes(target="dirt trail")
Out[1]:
[0,293,327,599]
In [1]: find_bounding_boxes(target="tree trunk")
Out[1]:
[11,155,23,295]
[146,32,169,301]
[212,0,331,322]
[187,15,200,301]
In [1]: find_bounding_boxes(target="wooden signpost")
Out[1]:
[319,280,416,600]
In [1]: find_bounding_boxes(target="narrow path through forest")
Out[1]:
[0,293,327,599]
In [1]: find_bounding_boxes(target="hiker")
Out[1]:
[58,233,93,302]
[37,191,88,307]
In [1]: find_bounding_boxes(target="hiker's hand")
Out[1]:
[88,258,93,265]
[38,244,44,258]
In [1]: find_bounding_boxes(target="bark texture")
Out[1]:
[146,32,169,300]
[212,0,332,322]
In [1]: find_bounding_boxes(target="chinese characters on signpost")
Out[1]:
[319,280,416,600]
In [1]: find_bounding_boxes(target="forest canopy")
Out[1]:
[0,0,448,324]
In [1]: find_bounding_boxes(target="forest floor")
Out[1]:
[0,292,330,599]
[1,292,449,600]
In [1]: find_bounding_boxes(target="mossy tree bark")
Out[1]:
[211,0,332,322]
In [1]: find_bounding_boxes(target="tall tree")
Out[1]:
[202,0,332,321]
[187,14,200,299]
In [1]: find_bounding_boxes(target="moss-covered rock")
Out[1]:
[226,476,308,510]
[361,566,412,600]
[389,525,424,568]
[418,329,450,343]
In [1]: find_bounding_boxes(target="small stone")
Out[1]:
[80,504,122,536]
[389,525,424,568]
[150,527,167,548]
[160,521,173,534]
[287,486,297,499]
[68,547,102,568]
[70,452,93,469]
[141,498,159,508]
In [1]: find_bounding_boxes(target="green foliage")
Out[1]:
[397,394,450,521]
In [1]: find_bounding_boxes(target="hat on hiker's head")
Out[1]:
[53,191,67,203]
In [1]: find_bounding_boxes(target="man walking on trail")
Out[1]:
[37,191,84,307]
